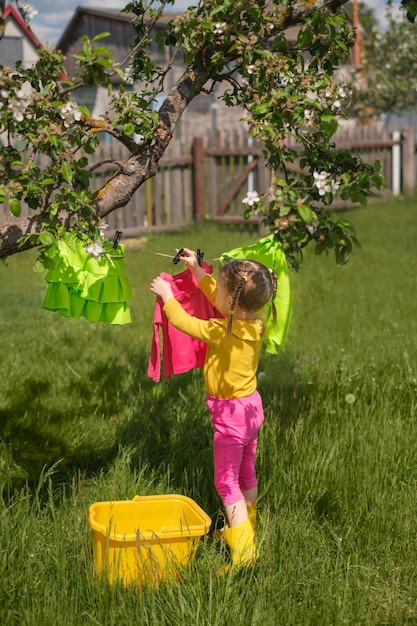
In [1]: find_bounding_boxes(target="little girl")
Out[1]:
[150,248,277,571]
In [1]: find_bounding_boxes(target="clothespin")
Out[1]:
[172,248,184,265]
[197,249,204,266]
[112,230,122,249]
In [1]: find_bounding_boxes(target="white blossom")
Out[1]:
[4,90,30,122]
[123,66,134,85]
[278,72,294,87]
[133,133,145,145]
[214,22,226,35]
[313,171,340,197]
[330,179,340,194]
[12,102,26,122]
[60,101,82,128]
[86,241,104,259]
[247,65,256,75]
[17,2,38,20]
[345,393,356,405]
[98,221,109,237]
[304,109,315,125]
[242,190,260,206]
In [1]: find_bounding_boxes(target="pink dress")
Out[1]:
[147,263,218,381]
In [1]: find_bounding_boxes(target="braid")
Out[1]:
[227,277,247,337]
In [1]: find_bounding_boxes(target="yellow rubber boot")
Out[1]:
[219,518,257,575]
[247,503,257,532]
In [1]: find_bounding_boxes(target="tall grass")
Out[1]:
[1,198,417,625]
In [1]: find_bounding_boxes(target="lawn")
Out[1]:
[1,196,416,625]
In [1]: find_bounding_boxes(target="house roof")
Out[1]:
[56,7,178,51]
[3,4,43,49]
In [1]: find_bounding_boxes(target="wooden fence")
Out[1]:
[102,124,416,238]
[97,131,272,238]
[2,124,416,237]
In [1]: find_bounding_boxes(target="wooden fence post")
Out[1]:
[392,130,401,196]
[401,127,416,196]
[193,137,205,224]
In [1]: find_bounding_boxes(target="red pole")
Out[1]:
[353,0,361,68]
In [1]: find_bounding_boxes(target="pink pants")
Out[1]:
[206,390,264,507]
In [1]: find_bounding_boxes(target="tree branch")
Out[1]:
[92,62,211,217]
[0,211,70,259]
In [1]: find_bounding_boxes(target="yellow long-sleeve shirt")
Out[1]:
[163,274,266,399]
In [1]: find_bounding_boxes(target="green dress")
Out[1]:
[220,235,292,354]
[42,234,132,325]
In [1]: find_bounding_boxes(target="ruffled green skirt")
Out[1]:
[42,235,132,324]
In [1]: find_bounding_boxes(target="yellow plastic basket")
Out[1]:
[88,494,211,586]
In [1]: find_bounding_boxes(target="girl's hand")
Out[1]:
[150,277,174,303]
[179,248,207,282]
[177,248,198,271]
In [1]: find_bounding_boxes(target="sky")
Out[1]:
[10,0,400,46]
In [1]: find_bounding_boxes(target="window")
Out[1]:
[0,37,23,68]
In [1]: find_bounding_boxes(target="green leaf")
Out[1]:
[9,198,21,217]
[61,162,73,183]
[297,28,312,48]
[92,46,111,55]
[123,123,135,136]
[0,186,6,203]
[38,232,55,246]
[48,135,59,148]
[336,219,356,235]
[252,103,271,115]
[77,157,89,168]
[33,259,47,273]
[329,230,341,243]
[92,32,111,42]
[298,204,314,223]
[335,244,350,266]
[26,196,41,210]
[321,114,338,137]
[314,244,326,256]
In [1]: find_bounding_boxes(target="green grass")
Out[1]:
[1,199,417,625]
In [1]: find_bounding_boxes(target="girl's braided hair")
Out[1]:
[219,259,278,337]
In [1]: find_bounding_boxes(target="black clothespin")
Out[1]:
[112,230,122,249]
[172,248,184,265]
[197,249,204,266]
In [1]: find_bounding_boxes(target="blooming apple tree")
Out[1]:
[360,9,417,116]
[0,0,413,270]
